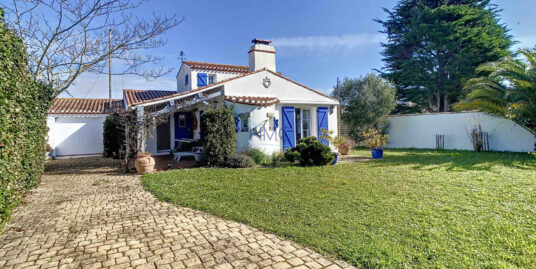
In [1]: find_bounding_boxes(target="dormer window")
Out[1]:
[197,73,216,87]
[185,75,189,85]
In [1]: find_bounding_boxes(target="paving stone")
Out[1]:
[0,158,354,269]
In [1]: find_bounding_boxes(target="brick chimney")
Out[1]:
[248,38,276,72]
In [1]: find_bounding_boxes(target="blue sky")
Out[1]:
[64,0,536,99]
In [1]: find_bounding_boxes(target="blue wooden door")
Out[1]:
[174,112,192,140]
[317,107,329,145]
[282,107,295,150]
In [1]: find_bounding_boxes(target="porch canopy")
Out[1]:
[130,85,225,153]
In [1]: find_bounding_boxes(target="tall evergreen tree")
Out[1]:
[377,0,512,112]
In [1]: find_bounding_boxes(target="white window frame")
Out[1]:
[208,74,216,85]
[178,114,186,128]
[295,108,311,141]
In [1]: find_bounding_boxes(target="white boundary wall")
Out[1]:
[387,112,535,152]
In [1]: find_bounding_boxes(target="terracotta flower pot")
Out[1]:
[135,152,155,175]
[338,143,350,155]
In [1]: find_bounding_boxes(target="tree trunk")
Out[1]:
[435,91,441,112]
[443,94,449,112]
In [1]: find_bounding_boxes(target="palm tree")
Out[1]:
[455,49,536,136]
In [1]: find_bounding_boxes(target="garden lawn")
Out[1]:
[142,149,536,268]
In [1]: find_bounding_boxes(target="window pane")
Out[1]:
[208,75,215,85]
[295,109,302,141]
[302,110,310,137]
[178,115,186,127]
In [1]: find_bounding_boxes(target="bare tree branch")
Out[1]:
[1,0,183,97]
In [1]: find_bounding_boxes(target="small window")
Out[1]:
[238,113,250,132]
[178,114,186,127]
[185,75,189,85]
[208,75,215,85]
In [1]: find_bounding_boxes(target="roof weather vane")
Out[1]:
[179,50,186,62]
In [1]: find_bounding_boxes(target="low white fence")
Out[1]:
[387,112,535,152]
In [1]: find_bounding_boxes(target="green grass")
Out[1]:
[142,149,536,268]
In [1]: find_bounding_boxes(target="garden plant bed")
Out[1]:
[142,149,536,268]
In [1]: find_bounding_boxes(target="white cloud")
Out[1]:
[271,33,385,49]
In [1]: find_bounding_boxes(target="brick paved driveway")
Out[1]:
[0,158,354,269]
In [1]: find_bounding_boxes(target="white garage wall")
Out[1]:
[47,115,107,158]
[387,112,535,152]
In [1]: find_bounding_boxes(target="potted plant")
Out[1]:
[362,128,390,159]
[320,129,348,164]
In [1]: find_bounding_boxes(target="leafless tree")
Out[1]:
[1,0,183,97]
[109,104,170,172]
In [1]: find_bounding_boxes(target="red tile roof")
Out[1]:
[127,69,267,107]
[126,68,338,107]
[224,96,279,106]
[183,61,249,74]
[49,98,122,114]
[123,89,177,106]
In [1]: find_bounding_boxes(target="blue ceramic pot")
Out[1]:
[371,148,384,159]
[331,153,338,165]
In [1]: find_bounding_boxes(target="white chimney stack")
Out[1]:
[248,38,276,72]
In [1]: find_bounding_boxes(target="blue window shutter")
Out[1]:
[282,107,295,150]
[317,107,329,145]
[234,117,240,133]
[197,73,207,87]
[185,75,188,85]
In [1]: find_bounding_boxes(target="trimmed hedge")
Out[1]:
[201,105,237,167]
[0,9,53,229]
[284,136,334,166]
[103,113,125,159]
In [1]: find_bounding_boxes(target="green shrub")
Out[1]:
[225,154,256,168]
[285,137,334,166]
[243,147,269,165]
[103,113,124,158]
[0,8,53,229]
[284,149,301,163]
[201,105,237,167]
[270,152,287,167]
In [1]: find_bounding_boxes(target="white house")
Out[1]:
[47,39,338,158]
[124,38,340,156]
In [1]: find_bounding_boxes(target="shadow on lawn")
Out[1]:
[367,149,536,171]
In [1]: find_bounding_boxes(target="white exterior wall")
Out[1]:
[145,114,176,155]
[221,70,339,154]
[224,71,338,105]
[231,102,339,155]
[176,64,243,93]
[387,112,535,152]
[47,115,107,158]
[176,64,192,92]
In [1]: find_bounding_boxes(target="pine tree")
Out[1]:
[377,0,512,112]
